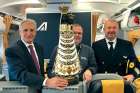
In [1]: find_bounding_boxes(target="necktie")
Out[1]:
[28,45,40,74]
[108,42,113,52]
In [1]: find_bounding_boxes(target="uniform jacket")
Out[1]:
[92,38,140,77]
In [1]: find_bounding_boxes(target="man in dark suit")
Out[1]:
[5,19,68,92]
[89,19,140,93]
[48,24,97,82]
[92,19,140,79]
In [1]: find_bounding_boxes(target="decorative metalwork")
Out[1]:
[53,5,80,85]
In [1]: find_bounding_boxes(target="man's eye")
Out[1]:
[108,27,111,29]
[30,29,34,32]
[23,29,34,32]
[24,29,28,32]
[74,32,82,35]
[113,27,116,29]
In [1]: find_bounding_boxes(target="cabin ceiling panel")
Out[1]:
[0,0,135,19]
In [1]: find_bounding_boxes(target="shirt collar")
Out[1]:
[21,39,34,47]
[105,38,117,44]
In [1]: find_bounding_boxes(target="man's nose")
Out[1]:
[75,33,79,36]
[110,28,115,32]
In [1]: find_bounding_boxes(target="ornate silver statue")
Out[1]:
[53,6,81,85]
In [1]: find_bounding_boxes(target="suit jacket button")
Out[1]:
[119,63,121,66]
[102,61,104,64]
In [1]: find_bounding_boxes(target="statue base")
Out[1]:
[67,75,79,85]
[57,75,79,85]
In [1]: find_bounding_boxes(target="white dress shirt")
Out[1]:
[105,38,117,50]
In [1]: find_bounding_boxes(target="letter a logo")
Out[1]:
[37,22,47,31]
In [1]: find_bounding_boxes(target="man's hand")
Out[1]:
[123,74,134,82]
[83,69,93,81]
[45,77,68,90]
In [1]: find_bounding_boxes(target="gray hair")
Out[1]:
[19,19,37,31]
[103,18,119,29]
[104,19,118,25]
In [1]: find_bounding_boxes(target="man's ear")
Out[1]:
[19,30,22,36]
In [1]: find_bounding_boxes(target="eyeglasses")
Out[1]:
[74,32,82,35]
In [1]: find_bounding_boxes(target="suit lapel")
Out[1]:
[17,40,32,59]
[102,39,110,55]
[113,38,120,55]
[17,40,39,73]
[102,38,119,55]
